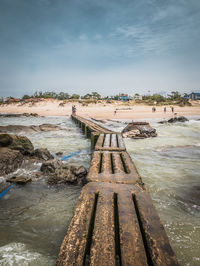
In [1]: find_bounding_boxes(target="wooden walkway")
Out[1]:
[56,115,180,266]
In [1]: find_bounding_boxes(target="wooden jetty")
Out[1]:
[56,115,180,266]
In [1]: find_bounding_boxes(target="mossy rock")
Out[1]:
[0,134,13,147]
[0,133,34,155]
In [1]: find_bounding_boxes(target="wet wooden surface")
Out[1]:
[56,115,180,266]
[57,183,179,266]
[95,133,126,151]
[87,151,142,185]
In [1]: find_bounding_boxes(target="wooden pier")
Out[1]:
[56,115,180,266]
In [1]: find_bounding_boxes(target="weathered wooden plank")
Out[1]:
[56,190,96,266]
[57,183,179,266]
[103,134,110,148]
[118,191,148,266]
[95,133,126,151]
[87,151,141,184]
[117,134,126,149]
[95,134,104,148]
[90,190,115,266]
[112,152,125,175]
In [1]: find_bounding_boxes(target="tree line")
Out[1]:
[22,91,101,100]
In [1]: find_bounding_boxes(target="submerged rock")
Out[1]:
[122,122,157,139]
[55,151,63,156]
[0,148,24,175]
[0,133,34,155]
[0,113,39,118]
[0,123,62,133]
[159,116,189,124]
[41,160,87,185]
[7,175,32,184]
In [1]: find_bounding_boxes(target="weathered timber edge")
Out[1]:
[56,114,180,266]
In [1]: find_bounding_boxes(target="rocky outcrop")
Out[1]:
[159,116,189,124]
[0,113,39,118]
[122,122,157,139]
[40,159,63,174]
[41,160,87,185]
[0,148,24,176]
[0,133,34,155]
[6,175,32,184]
[0,123,62,133]
[33,148,54,161]
[0,133,55,176]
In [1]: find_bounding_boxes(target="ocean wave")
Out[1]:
[0,242,54,266]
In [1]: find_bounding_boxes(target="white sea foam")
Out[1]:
[0,243,53,266]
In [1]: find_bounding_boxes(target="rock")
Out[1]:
[159,116,189,124]
[9,135,34,155]
[72,166,87,177]
[6,175,32,184]
[34,148,54,161]
[40,159,63,174]
[168,116,189,123]
[39,124,61,131]
[22,112,39,117]
[41,159,87,185]
[0,134,13,146]
[56,152,63,156]
[0,113,39,118]
[0,125,38,133]
[0,148,24,175]
[0,133,34,155]
[0,124,62,133]
[122,122,157,139]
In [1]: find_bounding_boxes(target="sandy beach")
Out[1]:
[1,100,200,120]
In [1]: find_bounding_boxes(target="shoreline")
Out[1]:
[0,100,200,120]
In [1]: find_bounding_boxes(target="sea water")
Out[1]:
[0,116,200,265]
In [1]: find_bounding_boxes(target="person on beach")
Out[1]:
[171,106,174,113]
[72,105,75,114]
[74,105,77,115]
[164,106,166,113]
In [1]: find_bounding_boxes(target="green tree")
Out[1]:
[71,94,80,99]
[167,91,182,101]
[83,93,92,99]
[22,94,31,99]
[91,92,101,99]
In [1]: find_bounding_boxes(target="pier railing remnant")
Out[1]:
[56,114,180,266]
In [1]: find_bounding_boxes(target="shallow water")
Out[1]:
[0,116,200,265]
[123,120,200,266]
[0,116,90,265]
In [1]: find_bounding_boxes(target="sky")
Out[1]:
[0,0,200,97]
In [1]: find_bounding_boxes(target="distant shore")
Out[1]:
[0,99,200,120]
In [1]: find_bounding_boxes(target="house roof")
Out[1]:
[190,92,200,96]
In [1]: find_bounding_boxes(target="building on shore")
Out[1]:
[188,92,200,100]
[119,93,130,101]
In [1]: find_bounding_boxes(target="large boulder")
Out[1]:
[41,160,87,185]
[0,134,34,155]
[159,116,189,124]
[40,159,63,174]
[33,148,54,161]
[122,122,157,139]
[0,148,24,175]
